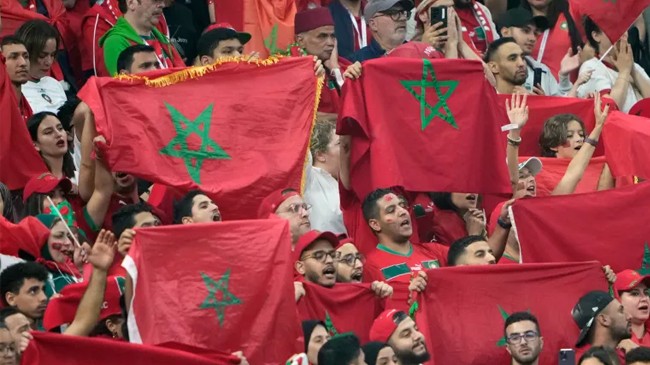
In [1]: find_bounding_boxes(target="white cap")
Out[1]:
[518,157,543,176]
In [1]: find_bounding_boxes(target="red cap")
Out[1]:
[629,98,650,119]
[387,42,445,59]
[369,309,400,342]
[257,188,300,218]
[43,276,124,331]
[614,270,650,299]
[335,236,354,250]
[294,7,335,34]
[23,173,72,202]
[293,230,339,262]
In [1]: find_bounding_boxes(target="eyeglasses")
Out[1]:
[284,203,312,214]
[623,288,650,298]
[338,253,365,267]
[375,8,411,21]
[0,344,16,355]
[302,250,338,263]
[506,331,539,345]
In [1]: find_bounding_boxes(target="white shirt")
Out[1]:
[22,76,67,114]
[578,58,650,113]
[304,163,347,235]
[524,56,572,96]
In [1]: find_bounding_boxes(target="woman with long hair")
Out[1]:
[27,112,76,184]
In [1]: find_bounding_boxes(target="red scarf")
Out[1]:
[459,1,495,55]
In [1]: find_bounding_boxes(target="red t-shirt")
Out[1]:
[75,194,137,243]
[632,327,650,346]
[339,185,420,256]
[363,243,449,284]
[531,6,584,79]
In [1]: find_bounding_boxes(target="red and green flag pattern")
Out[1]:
[296,282,385,343]
[511,182,650,272]
[123,220,300,365]
[416,262,608,365]
[79,57,319,220]
[338,58,510,200]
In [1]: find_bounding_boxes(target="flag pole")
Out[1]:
[46,196,82,248]
[598,18,639,62]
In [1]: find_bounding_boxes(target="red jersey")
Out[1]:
[531,6,584,79]
[75,194,137,242]
[364,242,449,284]
[631,326,650,346]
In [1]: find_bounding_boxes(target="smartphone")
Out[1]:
[430,6,448,31]
[533,68,543,89]
[559,348,576,365]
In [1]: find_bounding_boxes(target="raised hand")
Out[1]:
[117,228,136,257]
[593,93,610,128]
[505,93,529,130]
[88,229,117,271]
[559,47,582,77]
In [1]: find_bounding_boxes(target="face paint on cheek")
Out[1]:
[50,242,64,251]
[385,218,394,223]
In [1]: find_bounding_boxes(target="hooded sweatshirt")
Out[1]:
[99,17,184,76]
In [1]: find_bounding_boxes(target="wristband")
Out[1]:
[507,135,521,147]
[497,217,512,229]
[584,137,598,147]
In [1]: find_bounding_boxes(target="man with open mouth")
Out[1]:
[294,231,393,299]
[334,237,393,297]
[173,190,221,224]
[369,309,430,365]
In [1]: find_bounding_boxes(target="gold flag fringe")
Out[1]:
[115,55,283,87]
[300,75,325,195]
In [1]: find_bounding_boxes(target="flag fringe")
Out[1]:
[300,74,325,195]
[115,55,283,87]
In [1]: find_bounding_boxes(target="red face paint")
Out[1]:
[51,242,64,251]
[383,195,394,202]
[385,218,395,223]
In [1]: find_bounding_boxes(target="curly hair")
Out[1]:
[309,119,336,161]
[539,114,585,157]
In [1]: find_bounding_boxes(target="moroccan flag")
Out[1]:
[211,0,296,57]
[123,220,300,365]
[0,216,49,257]
[497,95,603,157]
[511,182,650,273]
[21,332,239,365]
[297,282,384,343]
[79,57,319,220]
[0,57,48,190]
[339,59,510,200]
[523,155,606,196]
[570,0,650,45]
[603,111,650,180]
[417,262,608,365]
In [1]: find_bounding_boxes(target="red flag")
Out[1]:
[0,216,49,257]
[21,332,239,365]
[123,220,300,365]
[339,59,510,200]
[79,58,319,220]
[497,95,603,157]
[603,111,650,180]
[211,0,296,57]
[417,262,608,365]
[297,282,384,343]
[571,0,650,45]
[524,155,606,197]
[511,182,650,273]
[0,57,48,190]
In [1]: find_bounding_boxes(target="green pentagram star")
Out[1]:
[401,59,459,131]
[639,243,650,276]
[199,269,241,327]
[160,103,230,184]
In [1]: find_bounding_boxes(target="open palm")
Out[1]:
[88,229,117,271]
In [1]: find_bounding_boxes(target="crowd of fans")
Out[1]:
[2,0,650,363]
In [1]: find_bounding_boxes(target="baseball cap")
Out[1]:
[572,291,615,347]
[369,309,407,342]
[43,276,124,331]
[197,23,251,57]
[293,230,339,262]
[257,188,300,218]
[387,42,444,59]
[497,8,549,32]
[518,157,543,176]
[614,270,650,299]
[23,173,73,202]
[335,236,355,250]
[364,0,415,20]
[294,7,335,34]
